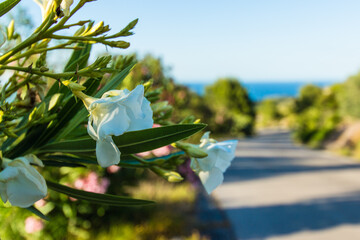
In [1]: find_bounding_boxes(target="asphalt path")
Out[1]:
[213,129,360,240]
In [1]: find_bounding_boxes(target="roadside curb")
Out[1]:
[195,189,236,240]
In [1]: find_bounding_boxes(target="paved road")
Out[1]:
[213,129,360,240]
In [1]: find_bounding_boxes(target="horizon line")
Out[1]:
[177,78,343,84]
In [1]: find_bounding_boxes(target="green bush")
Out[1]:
[204,78,255,136]
[338,72,360,119]
[293,84,341,147]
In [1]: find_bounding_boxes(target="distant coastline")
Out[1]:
[183,81,337,102]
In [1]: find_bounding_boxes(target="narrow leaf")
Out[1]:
[115,124,206,154]
[47,181,154,206]
[26,206,50,221]
[46,43,92,98]
[94,63,135,98]
[0,0,20,17]
[43,154,97,165]
[42,160,86,168]
[38,124,206,154]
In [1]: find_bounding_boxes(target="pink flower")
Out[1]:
[136,151,152,157]
[107,165,121,174]
[152,145,171,157]
[100,178,110,193]
[74,178,85,189]
[25,217,44,233]
[73,172,110,196]
[136,124,172,157]
[34,199,46,208]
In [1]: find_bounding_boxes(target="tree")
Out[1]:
[204,78,255,136]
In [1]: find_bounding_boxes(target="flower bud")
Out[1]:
[49,93,63,111]
[74,25,86,36]
[29,102,46,122]
[150,166,183,183]
[39,66,49,72]
[0,110,3,123]
[62,80,86,91]
[143,80,153,92]
[60,0,74,17]
[174,142,208,158]
[7,20,14,40]
[84,21,110,37]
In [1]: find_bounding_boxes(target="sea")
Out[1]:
[183,81,335,102]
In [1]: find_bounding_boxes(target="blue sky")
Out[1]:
[14,0,360,83]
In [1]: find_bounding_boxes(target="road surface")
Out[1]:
[213,129,360,240]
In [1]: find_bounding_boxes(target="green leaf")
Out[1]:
[33,78,100,148]
[46,181,154,206]
[38,124,206,154]
[121,151,185,165]
[64,43,92,72]
[48,93,63,111]
[26,206,50,221]
[5,124,48,159]
[115,124,206,154]
[43,154,97,165]
[46,43,92,98]
[0,0,21,17]
[94,63,135,98]
[42,160,86,168]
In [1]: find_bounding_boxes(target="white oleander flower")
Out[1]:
[75,85,153,167]
[33,0,74,19]
[60,0,74,16]
[190,132,238,194]
[0,155,47,208]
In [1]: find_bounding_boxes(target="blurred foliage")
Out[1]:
[204,78,255,136]
[256,97,297,128]
[256,83,343,148]
[0,169,207,240]
[338,72,360,119]
[292,84,341,147]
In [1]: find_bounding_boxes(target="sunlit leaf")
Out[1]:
[0,0,21,18]
[38,124,206,154]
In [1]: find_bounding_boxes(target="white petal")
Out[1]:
[96,136,121,167]
[101,90,123,98]
[199,131,214,148]
[212,140,238,172]
[96,104,130,138]
[122,85,145,119]
[127,96,153,131]
[190,158,201,172]
[201,131,211,142]
[13,159,47,195]
[198,167,224,194]
[0,166,19,181]
[87,116,98,140]
[6,173,46,207]
[60,0,73,16]
[195,154,217,172]
[23,154,44,167]
[5,159,47,207]
[0,182,7,204]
